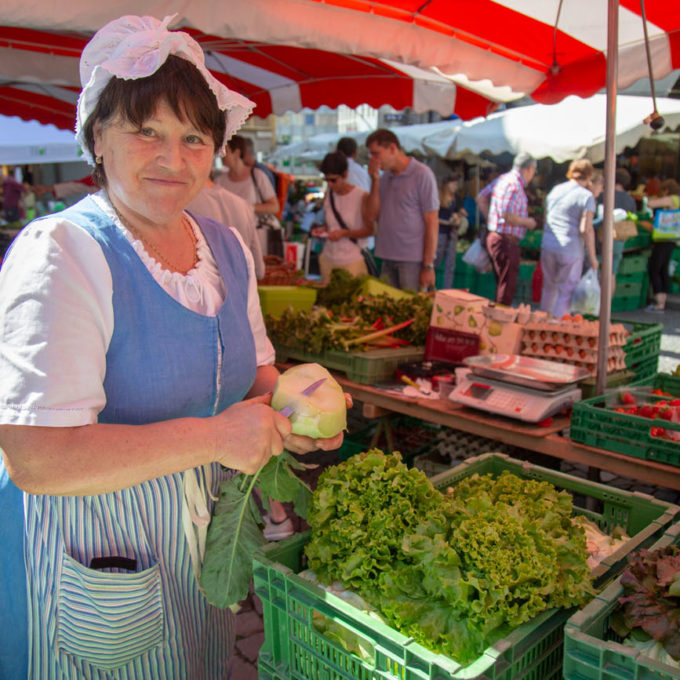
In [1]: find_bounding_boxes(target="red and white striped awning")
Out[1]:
[0,1,677,129]
[0,24,496,132]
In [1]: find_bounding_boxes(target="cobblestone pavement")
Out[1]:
[235,300,680,677]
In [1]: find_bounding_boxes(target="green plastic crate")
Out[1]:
[563,522,680,680]
[570,373,680,465]
[621,318,662,368]
[253,453,679,680]
[274,345,424,385]
[258,285,318,318]
[611,295,641,312]
[518,261,537,280]
[519,229,543,250]
[623,228,652,250]
[258,655,290,680]
[631,354,660,381]
[471,271,496,300]
[617,252,649,276]
[615,270,646,284]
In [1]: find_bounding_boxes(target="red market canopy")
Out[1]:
[0,24,496,132]
[1,1,677,110]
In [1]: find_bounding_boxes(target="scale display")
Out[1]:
[449,368,582,423]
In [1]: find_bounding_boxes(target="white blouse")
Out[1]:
[0,192,275,428]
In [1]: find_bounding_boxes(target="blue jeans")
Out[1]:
[434,231,457,289]
[380,259,422,291]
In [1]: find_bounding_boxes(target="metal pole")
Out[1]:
[595,0,618,396]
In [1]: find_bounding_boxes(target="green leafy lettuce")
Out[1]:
[305,451,594,665]
[201,451,311,608]
[611,545,680,661]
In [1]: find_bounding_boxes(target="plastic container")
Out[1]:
[253,453,680,680]
[630,354,660,381]
[274,344,425,385]
[258,285,317,318]
[611,294,641,312]
[617,252,650,276]
[622,319,662,368]
[563,521,680,680]
[570,373,680,465]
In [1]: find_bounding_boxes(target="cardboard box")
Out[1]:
[479,322,523,355]
[430,290,487,333]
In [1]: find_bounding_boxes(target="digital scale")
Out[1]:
[448,355,589,423]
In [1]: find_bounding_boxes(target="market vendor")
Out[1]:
[0,15,345,679]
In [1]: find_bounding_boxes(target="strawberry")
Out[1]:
[660,409,674,421]
[638,405,655,418]
[620,392,636,405]
[651,426,664,438]
[670,399,680,407]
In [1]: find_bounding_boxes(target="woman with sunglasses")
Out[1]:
[311,151,375,284]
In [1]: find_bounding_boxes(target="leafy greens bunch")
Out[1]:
[611,545,680,663]
[305,452,593,665]
[200,451,311,608]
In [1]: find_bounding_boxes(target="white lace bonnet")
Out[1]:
[75,14,254,165]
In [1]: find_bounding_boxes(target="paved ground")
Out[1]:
[233,299,680,678]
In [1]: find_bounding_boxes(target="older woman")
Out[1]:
[540,159,599,318]
[0,16,344,679]
[311,151,374,284]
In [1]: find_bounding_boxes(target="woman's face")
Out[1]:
[93,99,215,225]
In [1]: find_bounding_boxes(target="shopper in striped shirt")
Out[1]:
[477,153,537,304]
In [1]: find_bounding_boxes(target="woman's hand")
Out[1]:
[327,229,348,242]
[279,391,353,455]
[212,394,291,474]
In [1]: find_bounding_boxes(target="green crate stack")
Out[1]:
[452,255,476,290]
[570,373,680,466]
[563,521,680,680]
[623,227,652,250]
[253,453,680,680]
[621,318,662,369]
[639,273,650,306]
[611,279,643,312]
[617,252,649,276]
[471,270,496,300]
[630,354,660,381]
[519,229,543,250]
[273,345,424,385]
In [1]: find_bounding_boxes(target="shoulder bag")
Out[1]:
[328,190,379,277]
[251,168,283,257]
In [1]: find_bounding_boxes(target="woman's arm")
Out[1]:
[252,169,280,215]
[581,210,599,271]
[647,195,678,209]
[0,393,290,496]
[253,194,280,215]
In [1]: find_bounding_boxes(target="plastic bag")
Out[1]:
[462,238,492,273]
[570,269,600,316]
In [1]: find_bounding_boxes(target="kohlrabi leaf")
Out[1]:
[257,451,309,503]
[200,474,266,608]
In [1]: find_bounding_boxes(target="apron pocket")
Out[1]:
[57,551,164,670]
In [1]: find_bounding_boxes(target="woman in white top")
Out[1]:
[311,151,375,284]
[0,15,345,679]
[214,134,279,216]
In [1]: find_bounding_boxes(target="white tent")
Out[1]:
[0,115,83,164]
[423,95,680,163]
[269,120,462,162]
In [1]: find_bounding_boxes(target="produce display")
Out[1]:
[304,450,595,665]
[265,270,432,353]
[521,314,629,375]
[610,544,680,668]
[606,386,680,443]
[200,364,347,608]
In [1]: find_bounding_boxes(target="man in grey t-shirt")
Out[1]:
[366,129,439,290]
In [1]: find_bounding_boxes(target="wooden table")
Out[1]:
[332,375,680,491]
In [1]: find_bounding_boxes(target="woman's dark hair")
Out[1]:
[83,55,226,186]
[320,151,348,176]
[226,134,248,159]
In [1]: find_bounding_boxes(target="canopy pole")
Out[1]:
[595,0,618,396]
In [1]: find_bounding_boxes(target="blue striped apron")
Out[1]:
[1,197,257,679]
